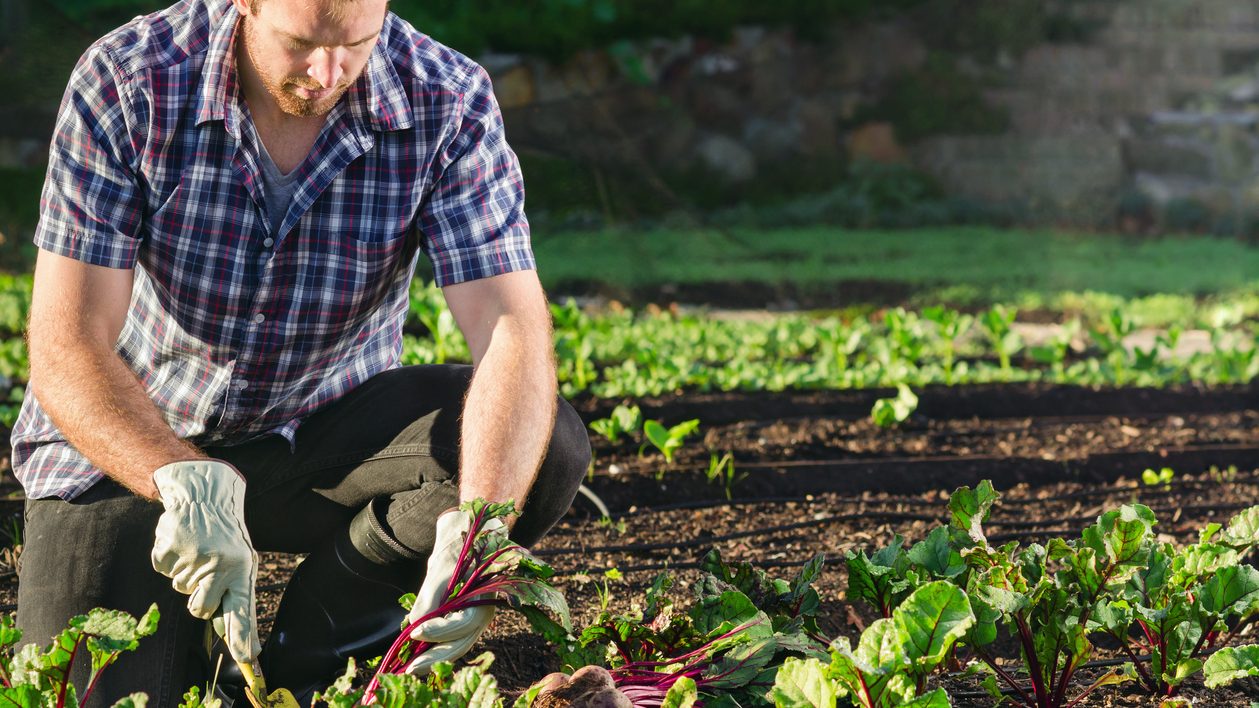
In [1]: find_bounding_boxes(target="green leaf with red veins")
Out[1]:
[1090,505,1157,569]
[691,578,766,638]
[0,686,44,706]
[894,581,974,670]
[948,480,999,544]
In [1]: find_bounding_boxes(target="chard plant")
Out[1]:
[0,604,157,707]
[870,384,918,429]
[1089,506,1259,697]
[980,305,1022,379]
[959,502,1157,707]
[316,653,522,708]
[356,499,571,705]
[1029,319,1079,381]
[590,404,643,445]
[547,553,828,707]
[640,419,700,468]
[922,306,972,385]
[771,581,973,708]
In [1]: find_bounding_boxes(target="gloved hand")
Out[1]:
[150,459,260,665]
[403,508,506,674]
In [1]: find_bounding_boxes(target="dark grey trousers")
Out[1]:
[15,364,591,706]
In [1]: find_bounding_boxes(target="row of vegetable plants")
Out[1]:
[5,489,1259,706]
[0,280,1253,427]
[409,283,1258,398]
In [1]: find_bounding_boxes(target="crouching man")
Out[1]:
[11,0,590,704]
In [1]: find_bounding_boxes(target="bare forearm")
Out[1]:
[458,322,557,511]
[30,341,206,500]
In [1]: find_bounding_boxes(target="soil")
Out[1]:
[0,382,1255,705]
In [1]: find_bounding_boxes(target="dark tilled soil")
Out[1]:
[0,384,1255,705]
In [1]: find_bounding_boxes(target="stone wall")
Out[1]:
[484,0,1259,226]
[11,0,1259,226]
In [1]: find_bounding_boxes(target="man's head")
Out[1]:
[232,0,389,118]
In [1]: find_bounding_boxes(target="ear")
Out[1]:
[230,0,255,16]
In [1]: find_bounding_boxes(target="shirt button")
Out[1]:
[253,313,265,324]
[263,237,274,247]
[233,379,249,390]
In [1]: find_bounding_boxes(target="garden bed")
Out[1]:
[0,381,1254,705]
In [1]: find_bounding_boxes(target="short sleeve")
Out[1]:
[418,65,535,286]
[34,44,145,269]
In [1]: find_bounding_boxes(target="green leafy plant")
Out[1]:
[1089,506,1259,697]
[980,305,1022,378]
[1203,644,1259,689]
[0,605,158,707]
[771,581,972,707]
[704,452,747,500]
[845,535,915,619]
[590,404,643,445]
[1141,467,1174,489]
[871,384,918,429]
[315,653,520,708]
[549,553,828,707]
[640,419,700,466]
[922,305,973,385]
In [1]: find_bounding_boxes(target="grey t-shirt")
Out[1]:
[257,141,303,235]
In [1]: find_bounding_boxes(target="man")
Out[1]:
[11,0,590,704]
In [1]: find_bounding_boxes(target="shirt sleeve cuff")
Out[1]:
[426,224,536,287]
[34,225,141,270]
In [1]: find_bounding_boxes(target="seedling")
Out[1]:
[595,515,628,535]
[980,304,1022,377]
[589,404,643,445]
[640,418,700,466]
[1141,466,1174,489]
[923,305,973,385]
[705,452,746,500]
[871,384,918,428]
[595,568,623,612]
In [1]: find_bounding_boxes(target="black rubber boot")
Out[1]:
[257,499,425,706]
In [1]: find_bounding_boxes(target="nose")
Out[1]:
[307,48,345,90]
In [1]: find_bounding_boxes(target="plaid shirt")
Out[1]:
[12,0,534,500]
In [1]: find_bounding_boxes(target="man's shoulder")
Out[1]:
[379,13,491,98]
[86,0,221,83]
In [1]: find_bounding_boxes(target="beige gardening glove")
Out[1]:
[403,508,505,675]
[150,460,261,666]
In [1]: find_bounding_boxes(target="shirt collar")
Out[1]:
[195,6,413,135]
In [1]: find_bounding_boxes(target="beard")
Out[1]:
[241,18,352,118]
